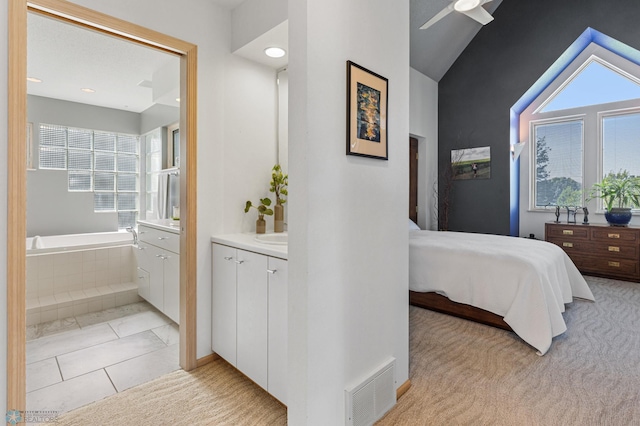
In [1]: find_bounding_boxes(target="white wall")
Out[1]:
[231,0,287,52]
[140,103,179,135]
[410,67,438,230]
[0,0,8,417]
[223,55,278,233]
[288,0,410,423]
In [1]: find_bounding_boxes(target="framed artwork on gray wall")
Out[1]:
[346,61,388,160]
[451,146,491,180]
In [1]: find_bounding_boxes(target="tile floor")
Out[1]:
[25,301,180,420]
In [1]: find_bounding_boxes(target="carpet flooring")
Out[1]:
[48,275,640,425]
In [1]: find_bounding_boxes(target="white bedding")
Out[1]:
[409,230,595,355]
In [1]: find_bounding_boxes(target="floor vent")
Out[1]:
[345,358,396,426]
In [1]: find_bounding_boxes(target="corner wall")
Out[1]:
[1,0,8,418]
[288,0,410,423]
[438,0,640,235]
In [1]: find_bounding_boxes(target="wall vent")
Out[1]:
[345,358,396,426]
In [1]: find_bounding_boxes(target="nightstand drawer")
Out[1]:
[546,238,591,253]
[590,242,639,260]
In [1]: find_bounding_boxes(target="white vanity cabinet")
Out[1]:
[136,222,180,324]
[211,235,288,405]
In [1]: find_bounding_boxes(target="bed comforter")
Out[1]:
[409,230,595,355]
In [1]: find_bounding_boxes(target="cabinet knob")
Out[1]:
[156,254,168,260]
[267,269,277,274]
[224,256,234,261]
[136,246,145,250]
[235,260,245,265]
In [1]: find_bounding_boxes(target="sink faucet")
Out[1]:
[126,227,138,244]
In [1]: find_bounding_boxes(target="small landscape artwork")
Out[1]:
[357,82,381,142]
[451,146,491,180]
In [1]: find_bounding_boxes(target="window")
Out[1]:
[523,44,640,212]
[533,120,584,208]
[39,124,140,228]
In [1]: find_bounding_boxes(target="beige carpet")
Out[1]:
[48,358,286,425]
[378,276,640,425]
[49,276,640,425]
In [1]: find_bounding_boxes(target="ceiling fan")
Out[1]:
[420,0,494,30]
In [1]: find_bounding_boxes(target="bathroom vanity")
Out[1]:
[211,233,288,405]
[136,219,181,323]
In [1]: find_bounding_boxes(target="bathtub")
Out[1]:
[26,231,140,326]
[27,231,133,254]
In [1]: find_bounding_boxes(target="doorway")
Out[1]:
[8,0,198,414]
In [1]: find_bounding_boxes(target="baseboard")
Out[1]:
[196,353,220,368]
[396,379,411,399]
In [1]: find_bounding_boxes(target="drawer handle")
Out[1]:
[235,260,244,265]
[156,254,168,260]
[267,269,277,274]
[562,242,573,248]
[136,246,145,250]
[158,237,168,240]
[608,261,620,268]
[562,230,573,235]
[608,233,620,239]
[608,246,620,252]
[224,256,234,261]
[139,231,147,234]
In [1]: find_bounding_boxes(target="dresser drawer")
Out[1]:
[545,225,589,240]
[546,237,592,254]
[590,242,639,260]
[579,257,640,279]
[591,228,639,244]
[139,225,180,254]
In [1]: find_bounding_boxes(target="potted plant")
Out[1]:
[269,164,288,233]
[244,197,273,234]
[587,170,640,226]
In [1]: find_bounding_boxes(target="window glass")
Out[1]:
[542,61,640,112]
[602,113,640,177]
[533,120,584,207]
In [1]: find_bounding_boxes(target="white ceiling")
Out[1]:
[27,13,180,113]
[26,0,503,114]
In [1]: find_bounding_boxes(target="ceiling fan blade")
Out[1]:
[461,5,494,25]
[420,5,455,30]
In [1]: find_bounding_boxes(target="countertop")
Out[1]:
[138,219,181,235]
[211,232,288,260]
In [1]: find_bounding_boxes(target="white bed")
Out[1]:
[409,230,595,355]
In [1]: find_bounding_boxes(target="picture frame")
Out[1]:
[346,60,388,160]
[451,146,491,180]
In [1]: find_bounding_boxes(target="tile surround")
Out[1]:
[26,245,139,326]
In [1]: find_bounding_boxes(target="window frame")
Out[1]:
[529,115,586,211]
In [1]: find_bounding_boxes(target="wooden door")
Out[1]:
[409,137,418,223]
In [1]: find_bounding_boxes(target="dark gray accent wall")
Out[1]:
[438,0,640,235]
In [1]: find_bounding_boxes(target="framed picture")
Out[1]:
[451,146,491,180]
[346,61,388,160]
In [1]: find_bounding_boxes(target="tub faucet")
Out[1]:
[126,227,138,244]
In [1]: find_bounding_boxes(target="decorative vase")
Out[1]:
[605,208,632,227]
[256,216,266,234]
[274,203,284,233]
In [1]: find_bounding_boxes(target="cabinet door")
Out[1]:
[136,267,150,301]
[136,242,163,310]
[211,244,238,366]
[162,251,180,324]
[236,249,269,391]
[267,257,288,404]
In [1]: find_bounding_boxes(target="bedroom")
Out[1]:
[2,0,640,424]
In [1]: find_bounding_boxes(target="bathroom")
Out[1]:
[23,7,287,415]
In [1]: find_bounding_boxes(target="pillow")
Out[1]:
[408,219,421,231]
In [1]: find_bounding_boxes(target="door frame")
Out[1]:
[7,0,198,414]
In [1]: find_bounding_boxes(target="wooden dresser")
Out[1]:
[545,222,640,282]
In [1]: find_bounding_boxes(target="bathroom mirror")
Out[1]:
[277,68,288,172]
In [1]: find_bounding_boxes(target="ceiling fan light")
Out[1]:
[454,0,481,12]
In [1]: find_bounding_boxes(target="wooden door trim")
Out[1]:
[8,0,198,414]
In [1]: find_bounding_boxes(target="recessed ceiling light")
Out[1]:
[27,77,42,83]
[264,47,286,58]
[81,88,95,93]
[454,0,481,12]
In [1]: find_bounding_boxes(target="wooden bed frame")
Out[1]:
[409,291,512,331]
